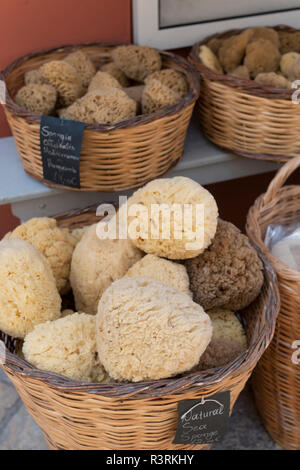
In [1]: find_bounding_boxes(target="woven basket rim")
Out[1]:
[1,41,200,131]
[189,24,297,99]
[0,204,280,399]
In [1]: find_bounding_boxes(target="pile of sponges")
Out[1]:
[0,176,263,383]
[14,45,188,124]
[199,26,300,89]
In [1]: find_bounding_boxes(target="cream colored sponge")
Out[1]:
[100,62,130,87]
[23,313,106,383]
[124,254,192,296]
[24,69,47,86]
[112,45,161,82]
[15,84,57,115]
[70,224,142,314]
[125,176,218,259]
[96,277,212,382]
[199,45,223,73]
[144,68,188,98]
[0,238,61,338]
[88,71,122,92]
[64,49,96,90]
[6,217,77,294]
[40,60,82,106]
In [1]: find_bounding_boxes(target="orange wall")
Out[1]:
[0,0,132,137]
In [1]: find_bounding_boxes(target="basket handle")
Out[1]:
[263,156,300,205]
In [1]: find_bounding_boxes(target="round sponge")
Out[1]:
[142,79,180,114]
[87,71,122,92]
[23,313,106,383]
[185,219,264,311]
[125,176,218,259]
[100,62,130,87]
[15,84,57,115]
[0,238,61,339]
[124,254,192,296]
[280,52,300,77]
[144,68,188,98]
[96,277,212,382]
[64,50,96,90]
[112,45,161,82]
[40,60,82,106]
[24,69,47,86]
[70,224,143,314]
[244,39,281,78]
[6,217,77,294]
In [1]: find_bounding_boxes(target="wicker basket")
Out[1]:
[0,205,279,450]
[246,156,300,450]
[189,25,300,162]
[1,43,199,192]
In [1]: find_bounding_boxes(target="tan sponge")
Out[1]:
[23,313,106,383]
[144,68,188,98]
[112,45,161,82]
[87,71,122,92]
[64,49,96,90]
[40,60,82,106]
[0,238,61,338]
[15,84,57,115]
[244,39,280,78]
[96,277,212,382]
[70,224,142,314]
[24,69,47,86]
[100,62,130,87]
[142,79,180,114]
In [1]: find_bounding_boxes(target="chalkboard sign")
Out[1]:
[40,116,85,189]
[173,391,230,445]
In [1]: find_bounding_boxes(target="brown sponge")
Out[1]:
[64,50,96,90]
[279,31,300,54]
[255,72,291,89]
[87,71,122,92]
[40,60,82,106]
[100,62,130,87]
[248,27,279,47]
[231,65,249,79]
[244,39,281,78]
[142,79,180,114]
[112,45,161,82]
[218,29,253,73]
[15,84,57,115]
[144,68,188,98]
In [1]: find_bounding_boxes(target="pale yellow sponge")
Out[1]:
[23,313,106,383]
[142,79,180,114]
[144,68,188,98]
[70,224,143,314]
[199,45,223,73]
[40,60,82,106]
[124,254,192,296]
[100,62,130,87]
[24,69,47,85]
[112,45,161,82]
[280,52,300,77]
[0,239,61,339]
[96,277,213,382]
[71,226,90,243]
[125,176,218,259]
[6,217,77,294]
[64,50,96,90]
[87,71,122,92]
[15,84,57,115]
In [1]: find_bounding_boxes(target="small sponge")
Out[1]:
[231,65,249,79]
[218,29,253,73]
[64,50,96,90]
[124,254,192,296]
[280,52,300,77]
[100,62,130,87]
[23,313,106,383]
[70,224,142,314]
[248,27,279,47]
[15,84,57,115]
[88,71,122,92]
[24,69,46,86]
[40,60,82,106]
[255,72,291,89]
[244,39,281,78]
[144,68,188,98]
[199,45,223,73]
[288,60,300,81]
[125,176,218,259]
[6,217,77,294]
[142,79,180,114]
[0,238,61,338]
[112,45,161,82]
[96,277,212,382]
[279,31,300,54]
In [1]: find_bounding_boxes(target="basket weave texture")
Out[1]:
[189,25,300,162]
[246,156,300,450]
[0,205,279,450]
[2,43,199,192]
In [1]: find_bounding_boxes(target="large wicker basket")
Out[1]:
[189,25,300,162]
[1,43,199,192]
[246,156,300,450]
[0,205,279,450]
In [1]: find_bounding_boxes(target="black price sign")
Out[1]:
[173,391,230,445]
[40,116,85,189]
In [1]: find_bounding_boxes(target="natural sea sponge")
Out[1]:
[15,84,57,115]
[125,176,218,259]
[96,277,212,382]
[6,217,77,293]
[0,239,61,338]
[24,69,46,85]
[231,65,249,79]
[64,50,96,90]
[144,68,188,98]
[279,31,300,54]
[185,219,264,311]
[218,29,253,73]
[23,313,106,383]
[71,226,90,243]
[207,37,222,55]
[124,254,192,296]
[255,72,291,89]
[248,27,279,47]
[40,60,82,106]
[280,52,300,77]
[100,62,130,87]
[288,61,300,81]
[244,39,281,79]
[70,224,142,314]
[199,45,223,73]
[87,71,122,92]
[142,79,180,114]
[112,45,161,82]
[64,88,136,124]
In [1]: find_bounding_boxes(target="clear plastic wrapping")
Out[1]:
[265,220,300,271]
